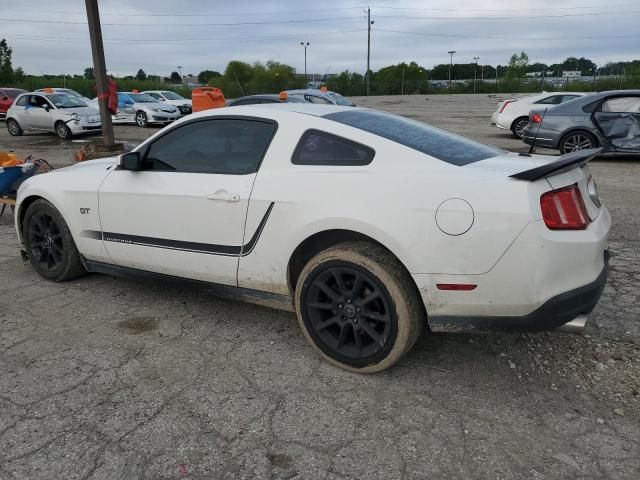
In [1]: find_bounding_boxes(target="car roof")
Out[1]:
[231,94,306,102]
[285,89,338,96]
[185,103,353,122]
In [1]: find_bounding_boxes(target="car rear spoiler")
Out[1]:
[510,148,603,181]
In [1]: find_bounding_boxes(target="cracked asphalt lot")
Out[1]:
[1,95,639,479]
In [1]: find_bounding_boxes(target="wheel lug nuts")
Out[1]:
[347,299,351,303]
[338,304,343,309]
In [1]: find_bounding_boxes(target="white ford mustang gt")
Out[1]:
[14,104,610,372]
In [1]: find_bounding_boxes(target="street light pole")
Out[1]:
[366,8,374,96]
[473,56,480,94]
[300,42,310,82]
[177,65,183,85]
[448,50,456,93]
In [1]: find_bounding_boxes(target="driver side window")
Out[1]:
[144,118,276,175]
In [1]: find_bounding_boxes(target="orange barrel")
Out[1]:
[191,87,226,112]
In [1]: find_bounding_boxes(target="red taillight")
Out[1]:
[530,113,542,124]
[499,100,513,113]
[540,184,590,230]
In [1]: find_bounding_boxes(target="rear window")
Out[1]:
[323,110,503,166]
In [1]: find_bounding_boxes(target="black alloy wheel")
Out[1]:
[27,211,64,271]
[303,263,397,366]
[23,199,86,281]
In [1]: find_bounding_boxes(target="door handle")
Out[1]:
[207,190,240,202]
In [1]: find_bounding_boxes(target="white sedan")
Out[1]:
[6,92,101,139]
[142,90,192,116]
[14,104,610,372]
[491,91,586,139]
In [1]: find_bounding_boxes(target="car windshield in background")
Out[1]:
[324,110,503,166]
[47,94,87,108]
[329,93,354,106]
[128,93,156,103]
[161,91,184,100]
[60,89,84,99]
[4,88,26,97]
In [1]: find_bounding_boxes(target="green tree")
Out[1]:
[507,51,529,79]
[83,67,95,80]
[136,69,147,81]
[197,70,221,84]
[0,39,14,83]
[170,71,181,83]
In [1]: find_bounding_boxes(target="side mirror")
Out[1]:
[120,152,144,171]
[43,104,50,111]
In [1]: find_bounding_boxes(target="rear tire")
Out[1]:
[294,241,424,373]
[55,121,72,139]
[559,131,597,154]
[22,199,86,281]
[6,118,23,136]
[511,117,529,139]
[135,111,148,127]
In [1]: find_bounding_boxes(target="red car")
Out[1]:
[0,88,26,119]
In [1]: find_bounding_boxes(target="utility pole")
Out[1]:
[473,56,479,94]
[366,7,373,96]
[300,42,310,81]
[85,0,116,149]
[447,50,456,93]
[177,65,183,84]
[401,66,404,95]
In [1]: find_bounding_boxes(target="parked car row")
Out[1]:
[491,90,640,156]
[2,85,355,139]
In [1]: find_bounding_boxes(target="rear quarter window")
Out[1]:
[15,96,27,107]
[292,129,375,166]
[324,110,502,166]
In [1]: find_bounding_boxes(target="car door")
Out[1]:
[25,95,55,129]
[593,95,640,152]
[97,116,277,286]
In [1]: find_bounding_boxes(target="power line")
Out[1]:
[375,28,640,41]
[0,15,363,27]
[377,10,640,20]
[374,3,638,13]
[7,29,366,45]
[0,6,365,17]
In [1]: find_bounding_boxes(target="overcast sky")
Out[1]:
[2,0,638,77]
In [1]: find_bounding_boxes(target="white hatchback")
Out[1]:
[15,104,610,372]
[6,92,101,139]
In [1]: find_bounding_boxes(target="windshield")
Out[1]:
[161,91,184,100]
[3,88,26,98]
[324,110,503,166]
[329,92,354,106]
[127,93,157,103]
[47,94,88,108]
[60,89,84,99]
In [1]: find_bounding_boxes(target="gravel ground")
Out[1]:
[0,94,639,479]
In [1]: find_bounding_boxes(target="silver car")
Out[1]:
[285,89,356,106]
[523,90,640,155]
[6,92,101,139]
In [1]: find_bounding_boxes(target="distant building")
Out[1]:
[525,71,554,78]
[562,70,581,77]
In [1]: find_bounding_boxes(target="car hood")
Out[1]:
[56,157,118,173]
[165,99,192,106]
[467,152,561,175]
[134,101,178,111]
[58,106,100,116]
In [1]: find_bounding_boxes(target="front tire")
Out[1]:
[6,118,23,136]
[55,121,72,139]
[295,241,424,373]
[135,111,148,127]
[511,117,529,139]
[559,131,596,154]
[22,199,86,281]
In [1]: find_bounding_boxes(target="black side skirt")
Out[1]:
[82,258,294,313]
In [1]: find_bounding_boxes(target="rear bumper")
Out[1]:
[491,112,509,130]
[428,258,607,332]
